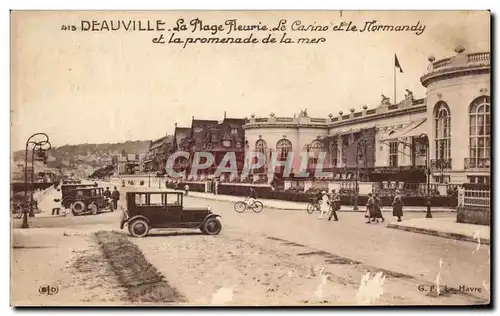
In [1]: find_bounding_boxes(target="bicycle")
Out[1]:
[306,200,321,214]
[234,198,264,213]
[12,205,24,219]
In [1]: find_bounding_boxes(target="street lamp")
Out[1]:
[419,133,432,218]
[353,139,368,211]
[22,133,51,228]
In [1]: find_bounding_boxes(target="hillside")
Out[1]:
[13,140,151,160]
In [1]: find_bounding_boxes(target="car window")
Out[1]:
[149,193,164,206]
[76,190,83,196]
[135,194,147,206]
[166,194,181,206]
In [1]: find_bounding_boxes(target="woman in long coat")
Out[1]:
[319,191,330,219]
[392,190,404,222]
[365,193,375,224]
[374,192,385,223]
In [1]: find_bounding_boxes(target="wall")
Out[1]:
[328,108,427,168]
[424,65,490,184]
[245,126,328,173]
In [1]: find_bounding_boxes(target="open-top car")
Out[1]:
[61,186,111,216]
[120,191,222,238]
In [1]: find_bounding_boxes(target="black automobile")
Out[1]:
[120,191,222,238]
[61,187,111,216]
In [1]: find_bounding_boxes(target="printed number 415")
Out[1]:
[61,25,77,31]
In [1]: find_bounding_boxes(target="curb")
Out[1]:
[184,193,456,212]
[387,223,490,245]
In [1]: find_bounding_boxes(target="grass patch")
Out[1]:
[94,231,185,303]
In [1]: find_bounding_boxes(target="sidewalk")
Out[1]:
[387,217,490,245]
[173,189,456,212]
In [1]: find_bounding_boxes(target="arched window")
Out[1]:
[309,140,325,152]
[276,139,292,161]
[469,96,490,168]
[307,140,325,169]
[434,102,451,161]
[255,139,267,155]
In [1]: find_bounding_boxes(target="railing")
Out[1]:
[431,158,452,170]
[468,52,490,63]
[432,58,452,70]
[276,117,294,122]
[310,118,327,123]
[254,118,268,123]
[464,188,490,209]
[431,53,490,71]
[464,158,490,169]
[374,182,441,196]
[388,104,399,110]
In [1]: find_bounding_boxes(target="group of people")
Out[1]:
[316,189,404,223]
[103,186,120,210]
[317,190,341,221]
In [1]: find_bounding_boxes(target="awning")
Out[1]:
[381,119,427,141]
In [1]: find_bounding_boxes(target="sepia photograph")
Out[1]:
[10,10,491,307]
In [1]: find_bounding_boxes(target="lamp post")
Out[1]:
[419,133,432,218]
[22,133,51,228]
[353,139,368,211]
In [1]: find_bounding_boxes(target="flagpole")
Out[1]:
[393,59,397,105]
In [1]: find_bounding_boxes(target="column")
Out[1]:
[337,135,343,168]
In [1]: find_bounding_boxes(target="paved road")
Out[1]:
[180,195,490,301]
[15,185,490,305]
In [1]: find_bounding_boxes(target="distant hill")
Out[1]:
[12,140,152,161]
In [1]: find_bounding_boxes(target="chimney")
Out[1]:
[224,111,226,119]
[192,116,194,121]
[174,122,177,128]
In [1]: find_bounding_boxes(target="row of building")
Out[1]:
[137,47,490,186]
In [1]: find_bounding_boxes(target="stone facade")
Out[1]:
[244,48,490,186]
[421,48,490,184]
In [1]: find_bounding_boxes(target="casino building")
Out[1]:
[243,47,490,188]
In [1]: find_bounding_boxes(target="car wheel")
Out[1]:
[71,201,86,216]
[251,201,264,213]
[129,219,149,238]
[234,201,246,213]
[203,218,222,235]
[88,203,98,215]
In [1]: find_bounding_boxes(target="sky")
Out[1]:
[10,10,490,151]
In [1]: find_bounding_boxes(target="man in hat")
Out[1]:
[392,190,404,222]
[328,189,340,221]
[319,190,330,219]
[111,186,120,211]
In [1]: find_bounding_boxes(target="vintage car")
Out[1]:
[120,191,222,238]
[60,183,97,198]
[61,187,111,216]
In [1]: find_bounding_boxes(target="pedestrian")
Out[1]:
[392,190,404,222]
[184,183,190,196]
[319,190,330,219]
[103,187,111,199]
[248,187,257,207]
[328,189,340,221]
[374,192,385,223]
[111,186,120,211]
[365,193,375,224]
